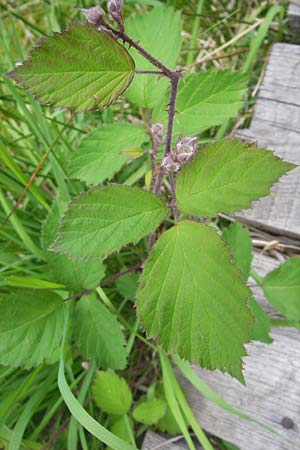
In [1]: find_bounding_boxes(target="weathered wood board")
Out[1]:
[142,431,201,450]
[288,0,300,36]
[176,326,300,450]
[234,43,300,239]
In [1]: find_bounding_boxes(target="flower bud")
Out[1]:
[151,123,164,146]
[80,6,105,25]
[161,155,181,172]
[175,136,197,164]
[107,0,124,22]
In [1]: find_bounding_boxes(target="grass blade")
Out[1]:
[161,353,214,450]
[58,320,138,450]
[160,352,197,450]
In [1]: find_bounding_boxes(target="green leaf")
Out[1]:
[53,185,168,258]
[0,289,67,368]
[116,273,139,300]
[125,5,181,108]
[263,257,300,324]
[92,371,132,415]
[137,221,253,382]
[176,139,296,218]
[154,71,248,135]
[42,200,106,291]
[7,23,135,112]
[248,298,272,344]
[222,222,252,280]
[69,124,147,185]
[73,295,126,370]
[132,398,167,425]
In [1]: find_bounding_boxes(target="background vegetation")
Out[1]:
[0,1,295,449]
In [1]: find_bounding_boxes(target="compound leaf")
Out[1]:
[137,220,253,382]
[7,23,135,112]
[0,289,67,368]
[263,257,300,325]
[69,124,147,185]
[92,371,132,415]
[176,139,296,217]
[53,185,168,258]
[74,295,126,370]
[154,71,248,135]
[125,5,181,108]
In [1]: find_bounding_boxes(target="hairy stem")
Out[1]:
[135,70,166,76]
[104,24,172,77]
[154,71,181,195]
[169,171,179,224]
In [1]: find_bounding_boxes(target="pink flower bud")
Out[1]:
[80,6,105,25]
[161,155,181,172]
[151,123,164,146]
[175,136,197,164]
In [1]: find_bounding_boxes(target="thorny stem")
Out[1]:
[105,20,181,220]
[135,70,166,76]
[169,171,179,224]
[149,72,181,247]
[104,23,173,77]
[153,71,181,195]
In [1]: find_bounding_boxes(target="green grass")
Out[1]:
[0,1,294,449]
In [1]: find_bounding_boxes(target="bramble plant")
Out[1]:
[1,1,298,449]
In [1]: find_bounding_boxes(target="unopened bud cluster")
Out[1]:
[175,136,197,164]
[151,123,164,147]
[80,2,124,30]
[80,6,105,25]
[107,0,124,23]
[161,136,197,172]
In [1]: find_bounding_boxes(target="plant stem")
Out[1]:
[154,71,181,194]
[101,261,143,285]
[135,70,166,76]
[169,171,179,224]
[63,262,143,302]
[105,24,172,77]
[250,268,263,285]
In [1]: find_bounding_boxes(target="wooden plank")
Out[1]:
[176,327,300,450]
[287,1,300,36]
[142,431,201,450]
[258,44,300,105]
[234,44,300,238]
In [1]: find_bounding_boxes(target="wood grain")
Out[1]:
[176,326,300,450]
[142,431,201,450]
